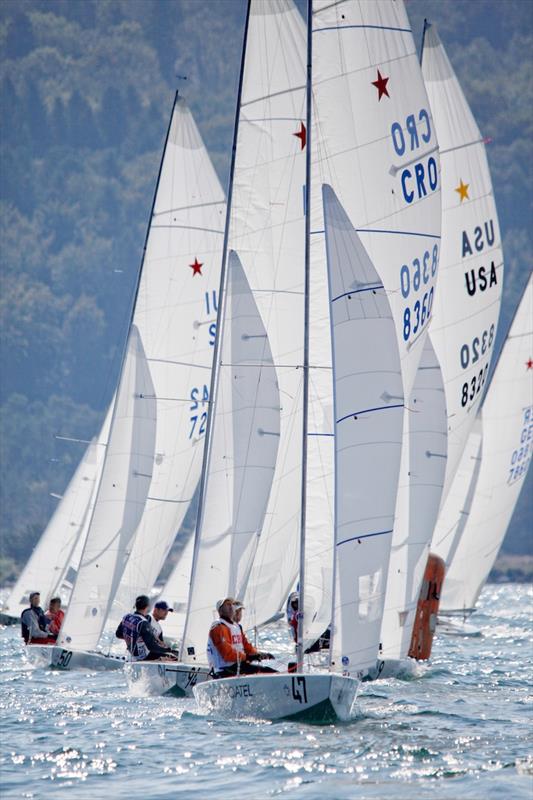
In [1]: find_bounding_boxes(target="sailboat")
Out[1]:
[397,22,505,654]
[2,407,111,632]
[30,94,226,673]
[435,274,532,633]
[193,0,441,722]
[131,0,309,699]
[375,337,447,677]
[376,20,505,668]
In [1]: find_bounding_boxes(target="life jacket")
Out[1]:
[46,609,64,637]
[21,606,47,644]
[150,617,163,643]
[207,619,244,673]
[121,612,149,661]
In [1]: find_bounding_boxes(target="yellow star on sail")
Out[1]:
[455,179,469,202]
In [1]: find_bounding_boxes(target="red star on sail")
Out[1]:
[190,257,203,276]
[526,358,533,370]
[293,121,306,150]
[372,69,390,101]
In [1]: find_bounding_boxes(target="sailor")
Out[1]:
[285,591,330,653]
[233,600,275,665]
[286,591,299,642]
[115,595,177,662]
[45,597,64,640]
[207,598,276,679]
[150,600,173,645]
[21,592,51,644]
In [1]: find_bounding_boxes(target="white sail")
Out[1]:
[380,337,447,661]
[52,405,115,604]
[313,0,441,394]
[323,185,404,676]
[308,0,442,664]
[59,325,157,651]
[159,534,195,641]
[3,407,112,618]
[421,23,503,504]
[439,275,533,612]
[181,251,281,661]
[431,419,482,571]
[215,0,306,630]
[112,98,226,616]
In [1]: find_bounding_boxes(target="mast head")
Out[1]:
[175,74,188,99]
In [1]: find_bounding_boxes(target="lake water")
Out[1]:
[0,583,531,799]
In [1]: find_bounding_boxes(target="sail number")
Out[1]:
[459,325,495,369]
[400,245,438,342]
[390,109,439,204]
[460,365,489,407]
[508,406,533,484]
[189,385,209,439]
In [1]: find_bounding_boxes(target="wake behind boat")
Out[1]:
[126,661,210,697]
[436,617,482,638]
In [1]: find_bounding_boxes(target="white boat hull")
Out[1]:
[126,661,210,697]
[25,645,126,671]
[194,672,359,723]
[437,617,482,637]
[0,612,19,626]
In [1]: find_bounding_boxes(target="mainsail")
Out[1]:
[111,98,225,616]
[311,0,442,673]
[323,185,403,675]
[59,326,157,651]
[180,252,281,661]
[421,23,503,506]
[439,275,533,613]
[59,96,225,651]
[215,0,307,631]
[3,406,111,618]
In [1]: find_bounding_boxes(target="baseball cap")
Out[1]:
[233,600,245,610]
[216,597,235,611]
[154,601,173,612]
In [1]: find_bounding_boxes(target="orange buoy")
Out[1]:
[408,553,445,661]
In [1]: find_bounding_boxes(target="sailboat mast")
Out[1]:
[296,0,313,673]
[419,18,429,66]
[179,0,251,662]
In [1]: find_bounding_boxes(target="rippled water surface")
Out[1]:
[1,583,531,799]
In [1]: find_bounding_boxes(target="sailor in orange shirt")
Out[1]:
[45,597,65,642]
[207,598,277,679]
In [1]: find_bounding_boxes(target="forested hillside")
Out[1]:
[0,0,531,583]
